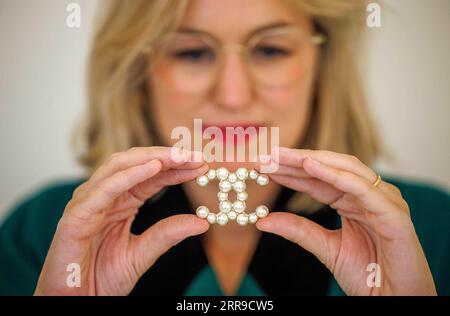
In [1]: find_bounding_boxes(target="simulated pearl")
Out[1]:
[236,167,249,180]
[232,180,246,193]
[227,173,237,183]
[207,213,217,224]
[217,191,228,201]
[232,200,246,213]
[249,213,258,224]
[256,205,269,218]
[236,213,249,226]
[196,175,209,187]
[256,174,269,186]
[216,167,229,180]
[237,191,248,201]
[249,169,259,180]
[196,206,209,219]
[216,213,229,226]
[206,169,217,180]
[227,211,237,220]
[219,200,232,213]
[219,180,232,193]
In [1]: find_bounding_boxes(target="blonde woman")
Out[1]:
[1,0,448,296]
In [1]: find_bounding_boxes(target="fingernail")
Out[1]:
[259,154,271,163]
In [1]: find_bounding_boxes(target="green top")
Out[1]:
[0,176,449,296]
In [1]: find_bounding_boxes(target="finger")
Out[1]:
[268,148,404,208]
[275,147,376,181]
[257,163,311,178]
[131,164,209,201]
[269,173,343,206]
[69,159,163,217]
[86,147,204,192]
[256,212,340,272]
[302,157,407,217]
[131,214,209,277]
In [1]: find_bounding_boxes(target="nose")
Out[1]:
[212,51,253,110]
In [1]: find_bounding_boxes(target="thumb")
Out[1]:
[256,212,341,272]
[131,214,209,276]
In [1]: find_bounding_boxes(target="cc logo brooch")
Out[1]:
[195,167,270,226]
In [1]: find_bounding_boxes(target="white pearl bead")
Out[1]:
[219,180,232,193]
[217,191,228,201]
[236,213,249,226]
[232,200,246,213]
[232,180,246,193]
[196,206,209,219]
[237,191,248,201]
[249,213,258,224]
[207,213,217,224]
[219,200,232,213]
[216,213,229,226]
[227,210,237,220]
[227,173,237,183]
[256,174,269,186]
[256,205,269,218]
[249,169,259,180]
[196,175,209,187]
[236,168,249,180]
[216,167,229,180]
[206,169,217,180]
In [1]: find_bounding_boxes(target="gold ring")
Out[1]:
[373,174,382,187]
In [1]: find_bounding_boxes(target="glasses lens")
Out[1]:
[149,28,317,93]
[247,29,313,88]
[150,34,218,94]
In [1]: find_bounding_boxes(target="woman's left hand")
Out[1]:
[256,147,437,295]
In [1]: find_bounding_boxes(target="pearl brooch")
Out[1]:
[255,205,269,218]
[217,191,228,201]
[248,213,258,224]
[195,168,270,225]
[206,169,217,180]
[216,213,229,226]
[207,213,217,224]
[196,205,209,219]
[236,213,249,226]
[196,175,209,187]
[232,180,246,193]
[219,180,232,193]
[256,174,269,186]
[227,173,237,183]
[216,167,229,180]
[219,200,232,213]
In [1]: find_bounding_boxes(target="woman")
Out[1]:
[1,0,449,296]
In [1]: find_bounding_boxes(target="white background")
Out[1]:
[0,0,449,220]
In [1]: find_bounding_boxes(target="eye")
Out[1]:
[173,48,214,62]
[252,45,290,60]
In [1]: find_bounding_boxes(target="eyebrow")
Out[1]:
[176,20,294,41]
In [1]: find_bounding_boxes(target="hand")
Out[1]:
[34,147,209,296]
[256,147,436,295]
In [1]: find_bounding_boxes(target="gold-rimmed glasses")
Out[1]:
[146,25,326,94]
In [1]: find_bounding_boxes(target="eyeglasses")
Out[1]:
[145,26,326,94]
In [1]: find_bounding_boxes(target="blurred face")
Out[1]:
[148,0,321,169]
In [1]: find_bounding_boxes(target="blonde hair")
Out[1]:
[73,0,383,212]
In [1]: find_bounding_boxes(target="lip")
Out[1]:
[202,122,266,145]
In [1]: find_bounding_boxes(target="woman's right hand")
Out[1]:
[34,146,209,296]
